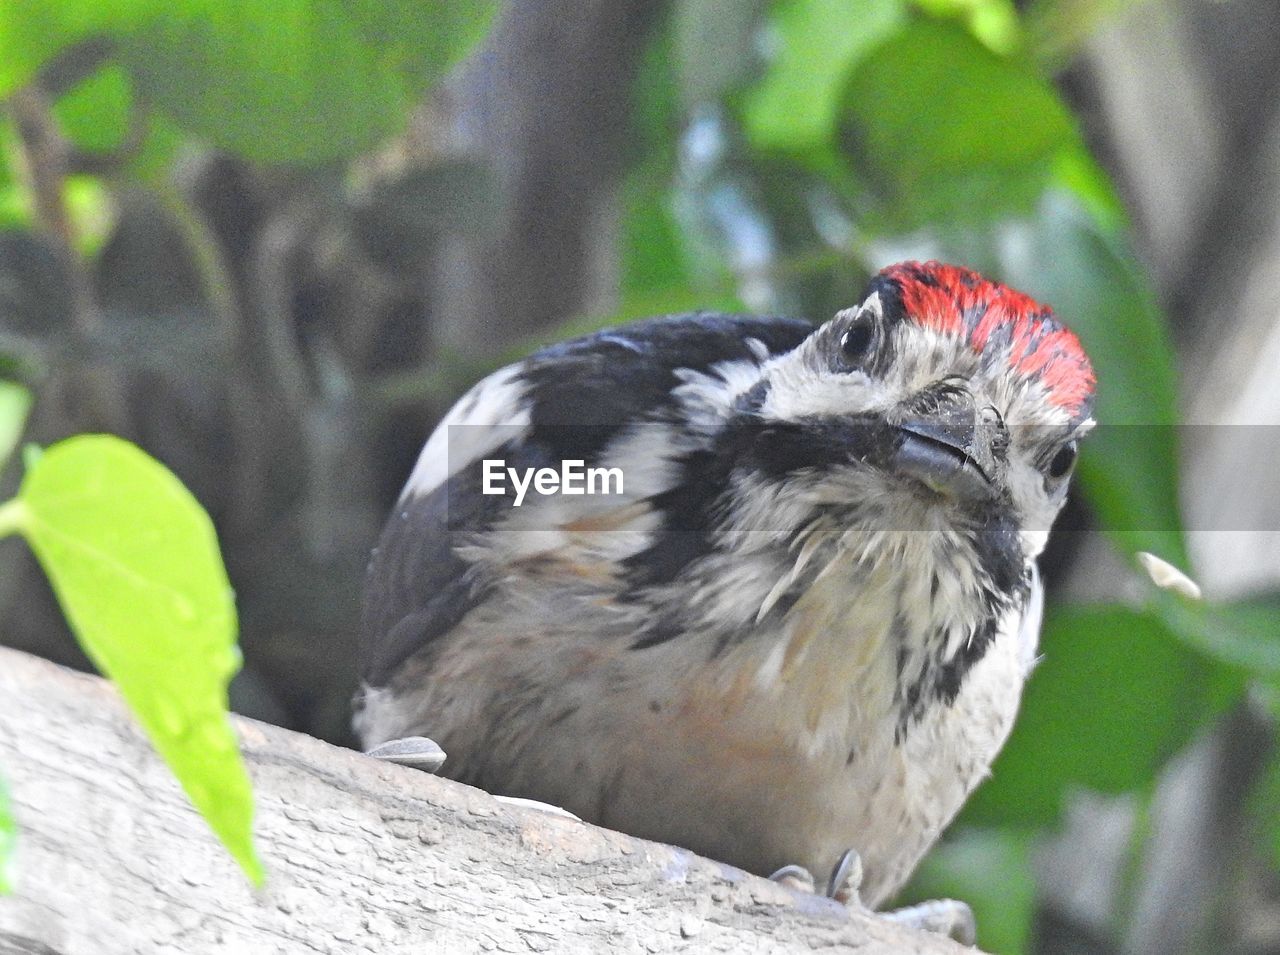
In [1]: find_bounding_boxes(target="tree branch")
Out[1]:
[436,0,669,356]
[0,647,976,953]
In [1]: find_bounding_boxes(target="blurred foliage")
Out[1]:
[963,605,1226,826]
[1252,735,1280,872]
[896,828,1036,955]
[0,435,260,884]
[0,0,1277,950]
[839,20,1074,229]
[1,0,499,163]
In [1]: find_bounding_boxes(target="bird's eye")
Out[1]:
[1046,441,1078,479]
[840,319,876,366]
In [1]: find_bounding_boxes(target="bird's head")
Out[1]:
[738,261,1095,562]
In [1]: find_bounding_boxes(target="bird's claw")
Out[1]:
[493,795,581,820]
[826,847,864,905]
[882,898,977,946]
[768,849,863,904]
[770,850,975,945]
[767,864,817,894]
[364,736,447,773]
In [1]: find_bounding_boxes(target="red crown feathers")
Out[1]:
[879,261,1095,415]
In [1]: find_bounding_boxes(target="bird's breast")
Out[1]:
[361,543,1031,907]
[590,561,1030,905]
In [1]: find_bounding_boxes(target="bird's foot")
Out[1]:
[882,899,976,946]
[767,848,863,904]
[768,864,817,894]
[492,795,581,820]
[826,847,864,905]
[364,736,447,773]
[364,739,579,820]
[770,849,975,945]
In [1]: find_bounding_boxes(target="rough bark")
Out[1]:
[0,647,975,955]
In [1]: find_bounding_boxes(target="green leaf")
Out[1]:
[64,176,116,258]
[1154,591,1280,676]
[124,112,183,185]
[998,192,1186,565]
[0,184,31,232]
[839,17,1075,225]
[121,0,401,165]
[1052,144,1127,236]
[899,828,1034,954]
[742,0,906,153]
[340,0,499,90]
[53,63,133,154]
[963,605,1238,826]
[7,435,262,884]
[619,25,720,306]
[620,29,695,298]
[0,774,14,894]
[631,24,682,170]
[2,2,496,162]
[1251,747,1280,872]
[0,381,32,471]
[621,176,691,298]
[912,0,1021,53]
[121,0,496,165]
[0,0,163,98]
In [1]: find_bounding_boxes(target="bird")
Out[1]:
[355,260,1095,931]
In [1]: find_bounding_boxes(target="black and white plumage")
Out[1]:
[356,261,1095,907]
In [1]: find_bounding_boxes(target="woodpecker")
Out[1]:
[356,261,1095,922]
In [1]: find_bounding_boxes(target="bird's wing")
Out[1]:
[359,312,813,688]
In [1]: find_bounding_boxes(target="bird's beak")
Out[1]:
[892,391,1002,504]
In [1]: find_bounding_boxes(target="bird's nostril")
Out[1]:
[900,383,978,439]
[977,405,1010,463]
